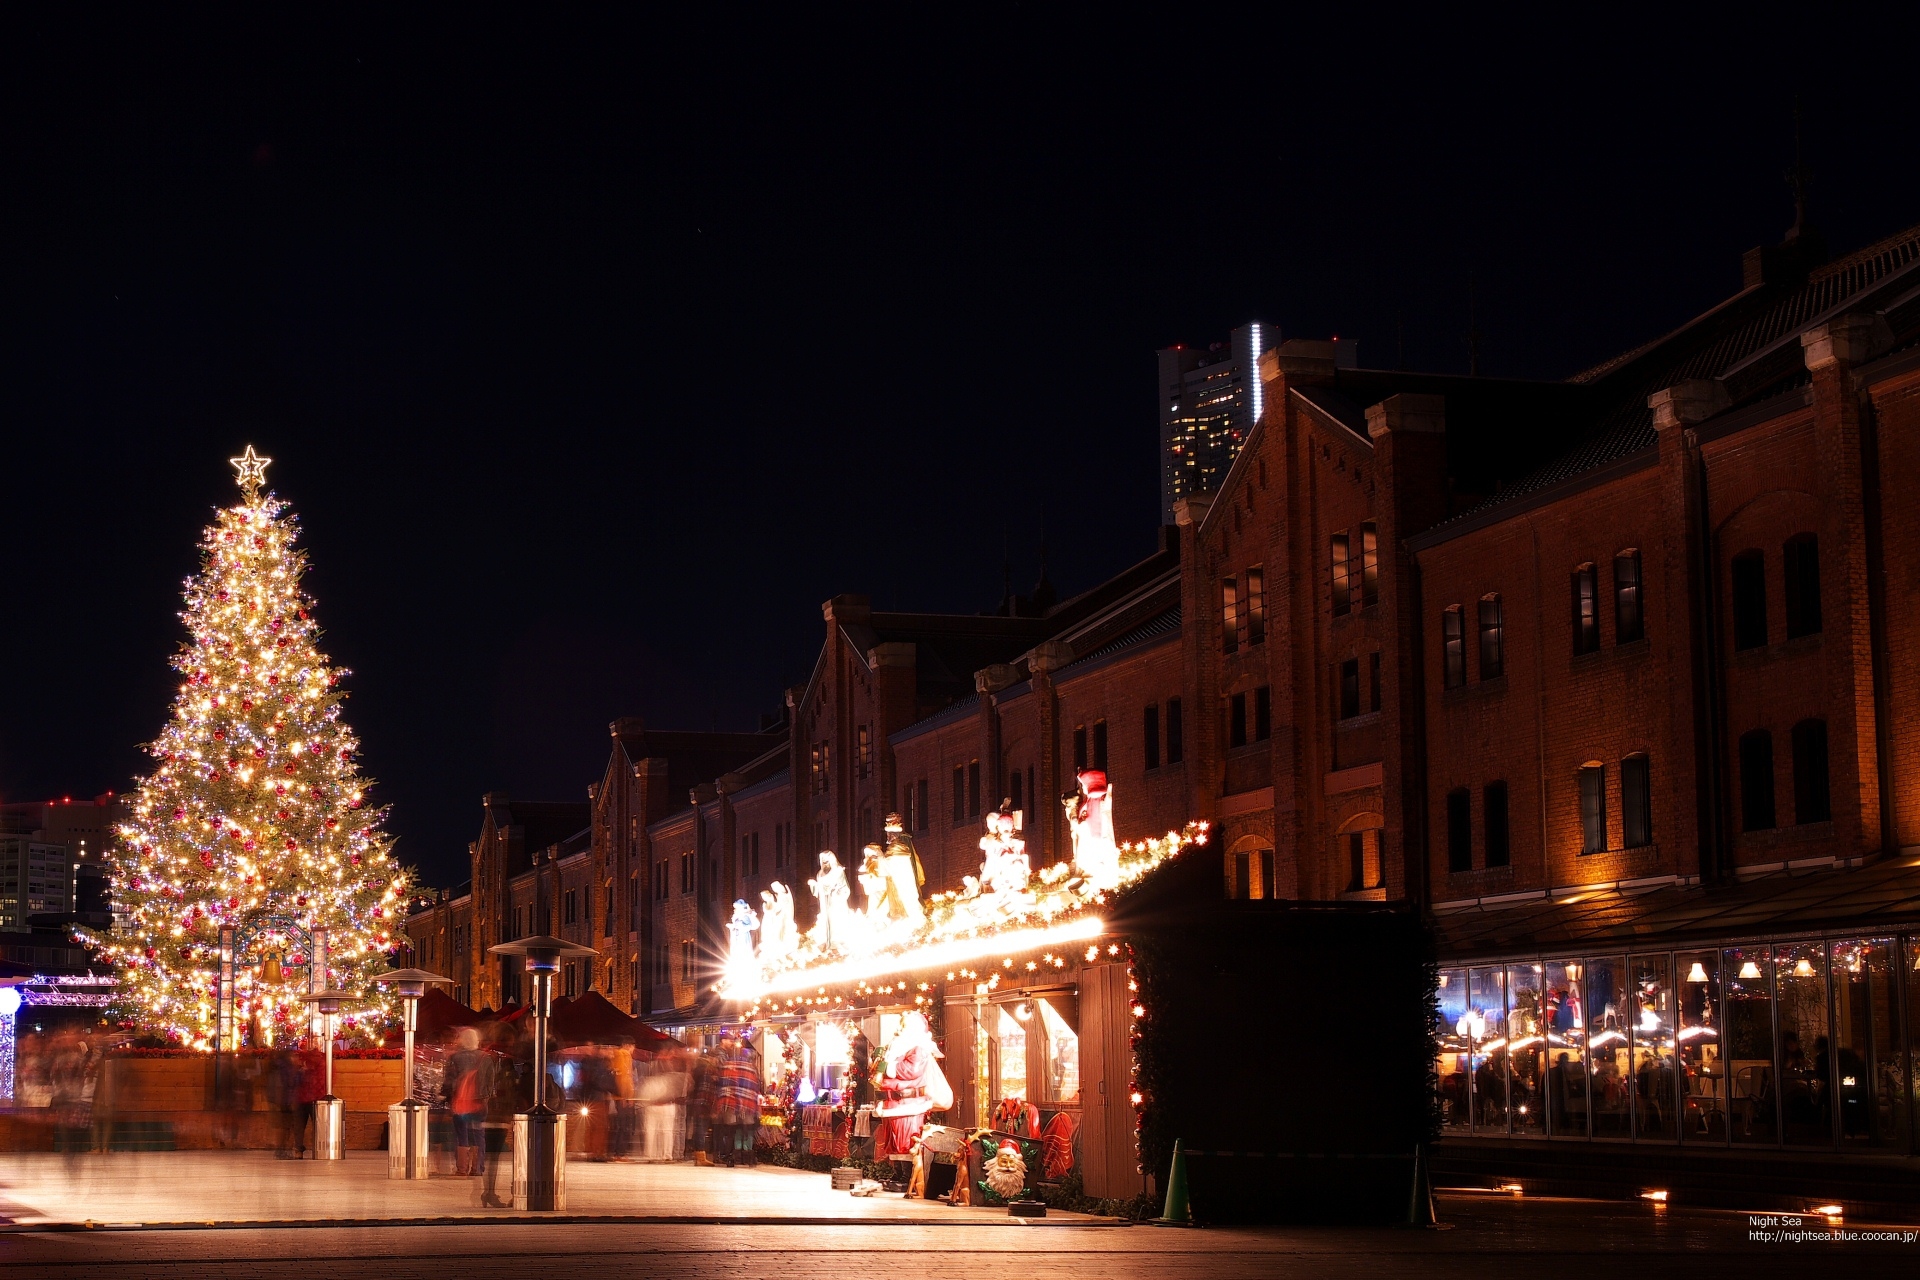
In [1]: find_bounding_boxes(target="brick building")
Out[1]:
[409,215,1920,1181]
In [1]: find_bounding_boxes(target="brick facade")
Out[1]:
[410,218,1920,1019]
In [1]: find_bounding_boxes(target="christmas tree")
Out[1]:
[97,447,411,1048]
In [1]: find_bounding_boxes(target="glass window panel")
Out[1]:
[1832,938,1905,1147]
[1436,968,1472,1134]
[1507,964,1547,1137]
[1544,960,1588,1138]
[994,1005,1029,1108]
[1725,945,1777,1144]
[1677,949,1726,1143]
[1468,966,1508,1134]
[1775,941,1832,1146]
[1584,956,1631,1138]
[1630,954,1677,1140]
[1036,998,1081,1105]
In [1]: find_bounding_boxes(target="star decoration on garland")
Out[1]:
[229,445,272,497]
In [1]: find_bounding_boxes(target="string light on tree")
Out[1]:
[89,448,411,1048]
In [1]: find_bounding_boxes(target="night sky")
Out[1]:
[5,10,1917,889]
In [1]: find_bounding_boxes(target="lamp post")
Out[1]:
[300,989,357,1160]
[489,935,598,1210]
[375,967,453,1179]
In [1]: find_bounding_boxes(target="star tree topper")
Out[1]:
[230,445,272,498]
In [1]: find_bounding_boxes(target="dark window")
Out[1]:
[1253,686,1271,741]
[1009,767,1024,813]
[1166,698,1184,764]
[1572,564,1600,654]
[565,889,576,925]
[1484,782,1510,868]
[1579,764,1607,854]
[1442,606,1467,689]
[1738,729,1775,831]
[605,886,614,935]
[1478,593,1504,679]
[916,779,929,832]
[1360,522,1379,606]
[1792,719,1830,824]
[1259,849,1276,899]
[1784,534,1821,639]
[1447,788,1472,872]
[1093,719,1108,771]
[1614,550,1643,643]
[1222,577,1241,654]
[680,851,693,895]
[1731,550,1767,650]
[1233,850,1252,900]
[1339,659,1360,720]
[952,765,966,826]
[1246,568,1265,644]
[902,786,916,834]
[1369,652,1382,712]
[1144,704,1161,770]
[1073,725,1088,772]
[1347,832,1366,890]
[1622,754,1651,848]
[1228,693,1248,749]
[967,760,981,817]
[1331,533,1351,616]
[856,725,872,779]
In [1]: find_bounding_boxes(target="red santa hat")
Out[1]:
[1077,769,1108,795]
[997,1138,1022,1158]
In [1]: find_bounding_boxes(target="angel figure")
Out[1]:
[806,851,855,950]
[758,881,798,966]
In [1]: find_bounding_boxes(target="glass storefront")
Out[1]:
[1434,932,1920,1150]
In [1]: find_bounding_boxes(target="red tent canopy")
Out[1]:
[413,987,486,1037]
[498,993,679,1049]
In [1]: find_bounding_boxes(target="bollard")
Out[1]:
[1149,1139,1193,1226]
[313,1097,346,1161]
[1403,1143,1440,1228]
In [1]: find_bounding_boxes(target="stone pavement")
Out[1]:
[0,1150,1118,1227]
[0,1199,1916,1280]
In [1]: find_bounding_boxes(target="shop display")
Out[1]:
[757,883,798,966]
[807,852,855,949]
[874,1010,951,1158]
[1065,769,1120,891]
[983,1138,1027,1199]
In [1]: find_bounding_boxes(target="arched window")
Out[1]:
[1731,550,1767,650]
[1739,729,1775,831]
[1578,763,1607,854]
[1792,719,1830,824]
[1572,564,1600,654]
[1784,534,1821,638]
[1446,788,1472,872]
[1614,550,1643,643]
[1442,605,1466,689]
[1478,594,1504,679]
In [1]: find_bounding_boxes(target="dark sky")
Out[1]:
[4,9,1917,888]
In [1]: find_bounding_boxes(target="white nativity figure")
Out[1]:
[1065,768,1121,891]
[857,844,891,934]
[757,882,799,966]
[877,819,926,926]
[977,805,1032,907]
[807,851,856,950]
[725,898,760,987]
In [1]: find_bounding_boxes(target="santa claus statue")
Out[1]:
[874,1010,952,1159]
[1064,769,1121,890]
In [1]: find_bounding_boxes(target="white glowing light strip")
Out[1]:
[735,915,1106,1001]
[1248,322,1263,425]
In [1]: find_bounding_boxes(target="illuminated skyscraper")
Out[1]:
[1156,322,1275,525]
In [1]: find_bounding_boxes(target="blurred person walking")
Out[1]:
[444,1027,493,1177]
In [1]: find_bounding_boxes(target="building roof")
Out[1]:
[1427,219,1920,537]
[611,723,787,802]
[484,798,590,855]
[1432,856,1920,962]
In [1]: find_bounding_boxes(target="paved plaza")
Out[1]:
[0,1155,1916,1278]
[0,1199,1916,1280]
[0,1150,1111,1226]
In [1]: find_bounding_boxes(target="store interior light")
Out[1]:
[1685,962,1709,983]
